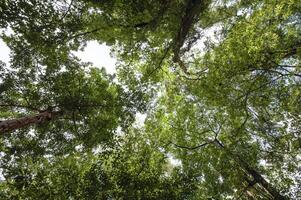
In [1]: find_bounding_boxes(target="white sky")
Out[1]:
[73,41,116,74]
[0,39,116,74]
[0,39,10,65]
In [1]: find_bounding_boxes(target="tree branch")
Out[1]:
[171,140,213,150]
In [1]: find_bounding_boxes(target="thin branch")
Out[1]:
[171,140,213,150]
[68,28,101,41]
[61,0,74,21]
[176,66,208,80]
[143,43,172,80]
[236,74,285,101]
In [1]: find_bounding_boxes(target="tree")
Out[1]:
[139,0,300,198]
[144,90,292,199]
[0,129,197,200]
[1,0,300,199]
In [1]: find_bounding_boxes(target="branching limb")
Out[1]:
[170,140,213,150]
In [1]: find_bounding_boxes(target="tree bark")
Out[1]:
[0,110,62,134]
[214,140,289,200]
[245,167,289,200]
[172,0,206,74]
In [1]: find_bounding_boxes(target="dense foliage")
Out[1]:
[0,0,300,199]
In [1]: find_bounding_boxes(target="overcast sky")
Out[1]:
[73,41,117,74]
[0,39,116,74]
[0,39,10,65]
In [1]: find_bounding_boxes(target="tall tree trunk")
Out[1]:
[244,166,289,200]
[0,110,62,134]
[214,140,289,200]
[172,0,207,74]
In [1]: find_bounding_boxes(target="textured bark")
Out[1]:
[0,110,62,134]
[246,168,289,200]
[173,0,202,54]
[173,0,206,74]
[214,140,289,200]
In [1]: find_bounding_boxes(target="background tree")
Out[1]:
[0,129,197,200]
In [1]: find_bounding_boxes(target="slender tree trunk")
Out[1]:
[0,110,62,134]
[244,167,289,200]
[214,140,289,200]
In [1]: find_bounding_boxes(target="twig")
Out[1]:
[61,0,74,21]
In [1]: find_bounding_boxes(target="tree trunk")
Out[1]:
[245,167,289,200]
[172,0,206,74]
[0,110,62,134]
[214,140,289,200]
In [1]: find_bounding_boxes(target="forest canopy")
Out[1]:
[0,0,300,199]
